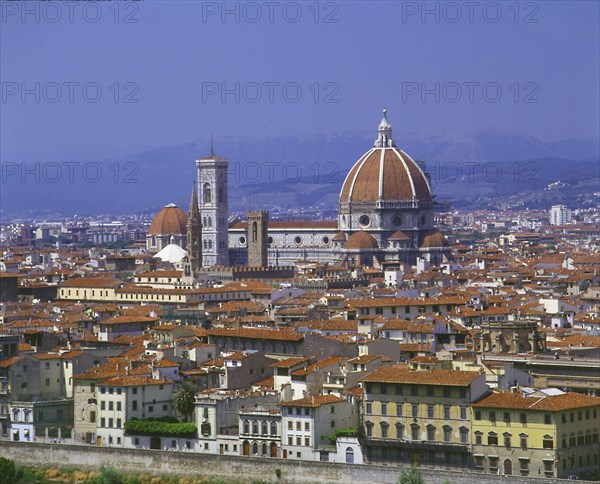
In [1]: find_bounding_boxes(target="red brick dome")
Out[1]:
[148,203,188,236]
[345,231,379,250]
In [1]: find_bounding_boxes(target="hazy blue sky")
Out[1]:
[1,0,599,162]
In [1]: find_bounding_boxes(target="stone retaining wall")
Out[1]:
[0,441,594,484]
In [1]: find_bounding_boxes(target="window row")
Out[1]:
[242,420,278,436]
[364,383,466,398]
[365,402,467,420]
[364,421,468,444]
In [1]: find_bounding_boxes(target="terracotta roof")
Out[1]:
[148,204,187,236]
[98,375,171,387]
[345,231,379,250]
[207,327,303,342]
[271,357,311,369]
[389,230,410,240]
[290,356,348,376]
[0,356,24,368]
[360,365,481,386]
[60,277,122,288]
[99,316,159,325]
[473,391,600,411]
[421,231,448,248]
[280,394,347,408]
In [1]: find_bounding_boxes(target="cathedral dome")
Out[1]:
[149,203,188,236]
[420,231,448,248]
[345,231,379,250]
[339,110,432,204]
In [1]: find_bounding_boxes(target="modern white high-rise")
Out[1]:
[550,205,571,226]
[196,151,229,266]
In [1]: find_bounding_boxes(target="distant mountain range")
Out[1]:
[1,128,598,219]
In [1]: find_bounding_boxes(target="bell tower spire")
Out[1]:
[185,182,202,276]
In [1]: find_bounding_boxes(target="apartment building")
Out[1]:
[280,394,357,461]
[359,365,489,469]
[471,388,600,479]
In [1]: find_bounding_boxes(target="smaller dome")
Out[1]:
[153,243,187,263]
[149,203,188,236]
[345,231,379,250]
[332,231,347,241]
[389,230,410,240]
[420,231,448,248]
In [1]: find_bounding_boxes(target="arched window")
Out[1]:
[270,422,277,436]
[261,443,267,455]
[252,442,258,454]
[203,183,212,204]
[261,422,268,435]
[427,425,436,441]
[151,236,157,247]
[203,217,207,226]
[252,221,258,242]
[209,240,213,249]
[243,420,249,434]
[208,217,212,228]
[345,447,354,464]
[252,421,258,435]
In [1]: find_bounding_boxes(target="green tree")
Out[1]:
[397,466,424,484]
[172,381,197,422]
[0,457,16,484]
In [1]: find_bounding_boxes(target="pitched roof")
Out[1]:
[472,391,600,411]
[280,394,347,408]
[360,365,481,386]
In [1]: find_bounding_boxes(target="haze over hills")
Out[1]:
[1,128,598,219]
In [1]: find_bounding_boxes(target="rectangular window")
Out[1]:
[117,402,121,411]
[444,406,451,420]
[380,383,387,394]
[101,418,105,427]
[288,436,293,445]
[504,435,511,449]
[412,405,418,418]
[427,386,434,397]
[544,414,552,425]
[101,401,105,410]
[520,459,529,474]
[109,402,113,411]
[109,418,113,428]
[543,437,554,449]
[117,418,122,428]
[427,405,434,418]
[366,402,372,415]
[521,435,527,449]
[475,433,482,445]
[304,422,310,431]
[296,437,301,446]
[460,407,467,420]
[474,410,481,420]
[520,413,527,424]
[503,412,510,423]
[296,422,301,431]
[381,403,387,416]
[488,433,498,446]
[489,411,496,422]
[132,401,138,411]
[304,437,310,446]
[288,421,293,430]
[396,404,403,417]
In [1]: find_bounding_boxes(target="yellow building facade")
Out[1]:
[471,389,600,479]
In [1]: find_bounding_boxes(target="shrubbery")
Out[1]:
[124,418,197,438]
